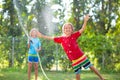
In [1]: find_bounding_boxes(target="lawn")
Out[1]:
[0,71,120,80]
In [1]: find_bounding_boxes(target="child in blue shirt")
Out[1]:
[28,28,41,80]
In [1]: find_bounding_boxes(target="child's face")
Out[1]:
[63,24,73,36]
[31,30,37,38]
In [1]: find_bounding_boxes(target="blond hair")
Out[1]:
[62,23,74,33]
[29,28,38,37]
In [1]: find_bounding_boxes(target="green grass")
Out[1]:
[0,71,120,80]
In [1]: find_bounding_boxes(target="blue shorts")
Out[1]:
[28,54,39,63]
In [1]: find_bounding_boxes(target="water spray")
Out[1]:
[13,0,29,38]
[13,0,50,80]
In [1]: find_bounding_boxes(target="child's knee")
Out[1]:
[75,69,81,74]
[34,63,38,70]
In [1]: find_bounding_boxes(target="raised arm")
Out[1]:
[37,31,54,40]
[79,14,90,33]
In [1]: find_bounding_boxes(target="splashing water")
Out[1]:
[13,0,57,37]
[41,6,56,35]
[37,0,56,35]
[13,0,29,38]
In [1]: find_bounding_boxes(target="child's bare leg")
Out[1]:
[28,63,32,80]
[34,63,38,80]
[89,66,104,80]
[76,74,80,80]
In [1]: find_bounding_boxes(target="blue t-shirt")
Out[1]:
[28,37,41,54]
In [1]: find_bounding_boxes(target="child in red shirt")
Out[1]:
[37,15,104,80]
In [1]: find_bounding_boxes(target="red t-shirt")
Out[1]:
[54,31,84,61]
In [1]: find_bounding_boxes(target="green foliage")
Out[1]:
[0,36,12,68]
[0,0,120,73]
[77,28,120,72]
[0,36,28,69]
[40,39,55,69]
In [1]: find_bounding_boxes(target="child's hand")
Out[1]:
[36,48,41,52]
[28,39,31,44]
[36,49,39,52]
[28,37,33,44]
[84,14,90,22]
